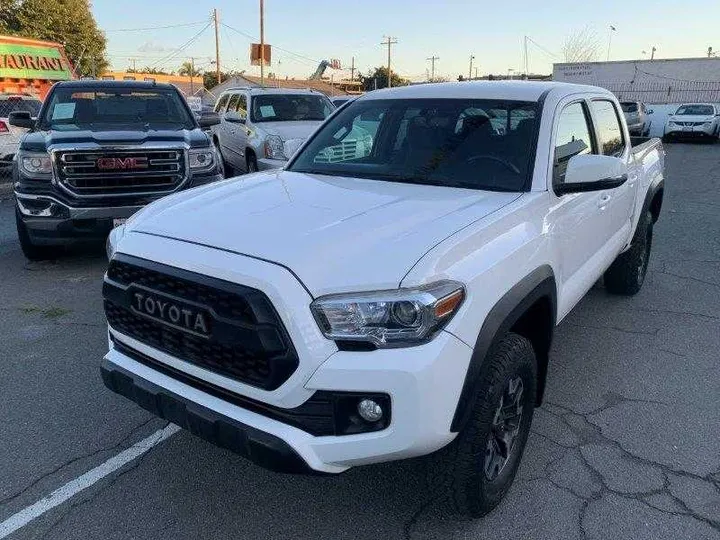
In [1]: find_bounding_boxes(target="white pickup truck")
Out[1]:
[102,81,664,517]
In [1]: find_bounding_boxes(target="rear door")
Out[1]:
[221,93,243,166]
[587,99,635,251]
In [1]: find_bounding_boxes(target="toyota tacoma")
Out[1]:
[103,81,665,517]
[10,80,223,260]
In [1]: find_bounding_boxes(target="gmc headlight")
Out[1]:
[264,134,285,160]
[19,151,52,176]
[311,281,465,348]
[188,148,215,171]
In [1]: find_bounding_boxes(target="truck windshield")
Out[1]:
[289,98,539,192]
[620,102,638,113]
[39,87,195,130]
[250,94,333,122]
[676,104,714,116]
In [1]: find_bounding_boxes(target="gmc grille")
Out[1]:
[55,149,186,196]
[103,255,299,391]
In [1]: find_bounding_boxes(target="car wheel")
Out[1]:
[247,153,259,173]
[15,209,60,261]
[428,332,536,517]
[214,139,233,178]
[604,210,653,296]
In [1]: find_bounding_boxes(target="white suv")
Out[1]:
[663,102,720,141]
[211,87,334,175]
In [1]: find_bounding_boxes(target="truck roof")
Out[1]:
[360,80,613,102]
[221,86,328,96]
[51,80,178,91]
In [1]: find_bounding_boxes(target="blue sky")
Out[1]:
[96,0,720,80]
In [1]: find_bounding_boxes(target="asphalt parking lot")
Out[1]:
[1,143,719,540]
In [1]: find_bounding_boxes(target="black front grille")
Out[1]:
[56,149,186,196]
[103,255,299,391]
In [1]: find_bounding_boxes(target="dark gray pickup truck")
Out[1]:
[9,80,222,260]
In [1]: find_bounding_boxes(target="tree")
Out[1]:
[136,67,168,75]
[203,71,233,90]
[562,28,600,63]
[178,61,201,77]
[358,67,410,91]
[3,0,108,77]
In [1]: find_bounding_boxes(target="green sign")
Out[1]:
[0,42,72,80]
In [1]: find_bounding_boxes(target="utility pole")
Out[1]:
[129,58,137,72]
[381,36,397,88]
[350,56,355,81]
[190,57,195,93]
[524,36,529,76]
[259,0,265,85]
[468,55,475,81]
[650,46,656,60]
[426,55,439,81]
[213,9,221,85]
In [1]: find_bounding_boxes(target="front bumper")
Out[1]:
[104,329,471,473]
[14,172,224,245]
[664,126,716,138]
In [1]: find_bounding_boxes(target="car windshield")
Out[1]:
[250,94,333,122]
[676,104,714,116]
[620,102,638,113]
[0,97,42,117]
[39,87,195,130]
[289,98,540,192]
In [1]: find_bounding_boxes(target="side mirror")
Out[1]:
[555,154,628,195]
[8,111,35,129]
[646,109,654,114]
[198,112,221,128]
[225,111,246,124]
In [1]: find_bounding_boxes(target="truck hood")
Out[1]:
[19,127,210,152]
[127,171,520,296]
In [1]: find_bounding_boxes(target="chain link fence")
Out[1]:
[604,80,720,104]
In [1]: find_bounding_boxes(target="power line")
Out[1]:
[149,22,211,69]
[105,20,208,33]
[526,36,559,60]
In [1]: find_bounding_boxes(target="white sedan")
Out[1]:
[663,103,720,142]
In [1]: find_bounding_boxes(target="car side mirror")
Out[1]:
[646,109,654,114]
[225,111,246,124]
[198,112,221,128]
[8,111,35,129]
[555,154,628,195]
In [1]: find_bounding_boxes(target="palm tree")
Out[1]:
[178,61,201,77]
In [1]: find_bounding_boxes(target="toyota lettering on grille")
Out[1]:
[97,157,149,171]
[131,290,211,338]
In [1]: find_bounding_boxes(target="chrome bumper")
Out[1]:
[15,192,143,219]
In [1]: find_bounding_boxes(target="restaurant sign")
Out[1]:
[0,42,72,80]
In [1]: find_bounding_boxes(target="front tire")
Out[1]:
[604,210,653,295]
[429,333,537,517]
[247,152,259,173]
[15,209,59,261]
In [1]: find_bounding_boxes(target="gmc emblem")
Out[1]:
[97,157,149,170]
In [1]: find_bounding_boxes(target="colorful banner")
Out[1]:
[0,42,72,80]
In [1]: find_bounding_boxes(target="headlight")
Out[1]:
[188,148,215,171]
[311,281,465,348]
[19,152,52,176]
[106,224,126,260]
[264,134,285,160]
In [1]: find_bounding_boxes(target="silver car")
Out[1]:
[212,87,334,175]
[620,101,652,136]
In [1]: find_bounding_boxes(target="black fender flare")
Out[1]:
[641,176,664,223]
[450,265,557,433]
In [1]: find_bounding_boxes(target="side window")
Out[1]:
[214,94,229,113]
[590,100,625,157]
[226,93,240,114]
[554,102,593,184]
[236,95,248,118]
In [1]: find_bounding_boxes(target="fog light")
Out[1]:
[357,399,383,422]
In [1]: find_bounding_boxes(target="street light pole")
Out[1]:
[607,25,616,61]
[468,55,475,81]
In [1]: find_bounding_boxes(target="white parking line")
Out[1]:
[0,424,180,539]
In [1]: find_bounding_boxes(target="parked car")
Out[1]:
[103,81,664,518]
[0,94,41,169]
[620,101,651,136]
[10,80,222,260]
[211,87,334,175]
[663,103,720,142]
